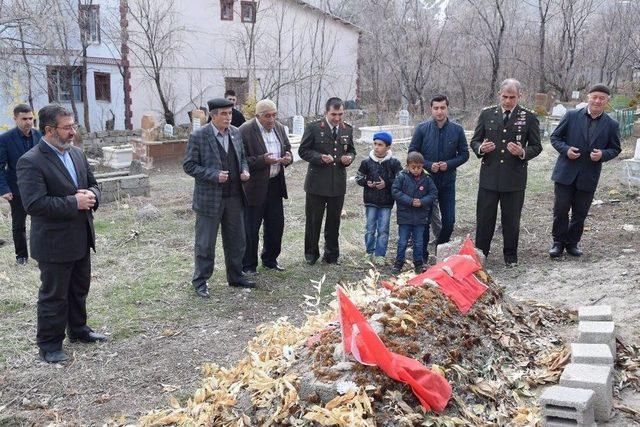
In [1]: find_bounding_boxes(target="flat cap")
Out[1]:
[207,98,234,110]
[588,84,611,96]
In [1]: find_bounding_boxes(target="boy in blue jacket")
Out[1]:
[355,131,402,265]
[391,152,437,275]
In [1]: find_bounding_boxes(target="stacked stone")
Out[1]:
[539,305,615,426]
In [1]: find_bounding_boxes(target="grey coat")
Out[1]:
[183,124,248,217]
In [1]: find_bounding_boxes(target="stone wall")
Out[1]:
[81,130,142,158]
[95,170,150,203]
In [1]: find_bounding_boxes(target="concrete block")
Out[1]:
[119,177,140,189]
[571,343,614,366]
[578,321,616,356]
[578,305,612,321]
[540,385,595,426]
[560,363,613,422]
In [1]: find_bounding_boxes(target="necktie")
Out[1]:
[332,127,337,141]
[503,110,511,126]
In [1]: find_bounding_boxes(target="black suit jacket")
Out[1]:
[551,108,621,192]
[16,140,100,263]
[239,118,291,206]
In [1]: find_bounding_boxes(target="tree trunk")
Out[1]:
[17,22,34,108]
[155,75,174,125]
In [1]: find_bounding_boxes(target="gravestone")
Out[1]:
[551,104,567,117]
[572,90,580,100]
[623,138,640,186]
[399,109,410,126]
[292,115,305,136]
[163,124,174,138]
[141,115,155,130]
[576,102,588,109]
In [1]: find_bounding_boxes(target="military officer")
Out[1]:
[299,97,356,265]
[470,78,542,266]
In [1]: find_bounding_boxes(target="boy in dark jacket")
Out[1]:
[355,131,402,264]
[391,152,437,274]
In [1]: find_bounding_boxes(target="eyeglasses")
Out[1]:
[55,124,79,131]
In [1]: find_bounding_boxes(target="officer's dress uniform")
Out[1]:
[298,118,355,263]
[470,105,542,264]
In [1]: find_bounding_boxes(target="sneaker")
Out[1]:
[16,257,28,266]
[391,260,404,276]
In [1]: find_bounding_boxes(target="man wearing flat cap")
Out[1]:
[548,84,621,258]
[239,99,292,275]
[183,97,254,298]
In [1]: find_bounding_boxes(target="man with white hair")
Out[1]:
[470,78,542,267]
[239,99,293,274]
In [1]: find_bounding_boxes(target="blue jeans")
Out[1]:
[364,206,392,257]
[424,183,456,246]
[396,224,426,263]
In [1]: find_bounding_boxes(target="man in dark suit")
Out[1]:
[0,104,42,265]
[239,99,292,274]
[549,84,621,258]
[470,79,542,266]
[17,105,105,363]
[225,89,246,128]
[183,98,254,298]
[299,97,356,265]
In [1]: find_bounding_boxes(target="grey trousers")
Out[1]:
[192,195,245,287]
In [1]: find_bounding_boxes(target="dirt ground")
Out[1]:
[0,134,638,425]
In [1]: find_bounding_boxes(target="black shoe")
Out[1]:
[263,263,285,271]
[414,261,425,274]
[242,268,258,276]
[39,349,69,363]
[549,242,564,258]
[68,331,108,343]
[504,256,518,267]
[305,256,318,265]
[16,257,28,266]
[229,278,256,288]
[391,260,404,276]
[566,244,583,257]
[195,284,210,298]
[322,258,341,265]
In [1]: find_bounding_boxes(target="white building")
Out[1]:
[0,0,127,131]
[127,0,361,127]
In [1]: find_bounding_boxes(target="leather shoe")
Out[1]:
[242,268,258,276]
[69,331,108,343]
[39,349,69,363]
[229,278,256,288]
[549,242,564,258]
[566,244,583,257]
[263,263,285,271]
[305,256,318,265]
[195,284,210,298]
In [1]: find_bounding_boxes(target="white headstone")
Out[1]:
[399,109,410,126]
[635,138,640,160]
[163,124,173,137]
[576,102,588,109]
[572,91,580,99]
[292,115,305,136]
[551,104,567,117]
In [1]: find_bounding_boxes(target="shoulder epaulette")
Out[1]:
[343,121,353,127]
[482,105,497,111]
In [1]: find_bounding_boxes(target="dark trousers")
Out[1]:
[424,183,456,247]
[37,251,92,352]
[193,195,245,287]
[475,188,525,262]
[243,177,285,270]
[397,224,426,263]
[9,195,28,259]
[552,181,595,245]
[304,193,344,262]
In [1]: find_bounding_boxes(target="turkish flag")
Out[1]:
[338,288,452,411]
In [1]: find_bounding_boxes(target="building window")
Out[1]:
[47,66,83,103]
[79,4,100,44]
[94,72,111,102]
[241,1,256,23]
[221,0,234,21]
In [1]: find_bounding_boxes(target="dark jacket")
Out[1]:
[239,118,292,206]
[231,108,246,128]
[183,124,248,217]
[299,118,356,197]
[16,140,100,263]
[355,150,402,208]
[550,108,621,192]
[0,126,42,196]
[391,169,438,225]
[408,119,469,187]
[470,104,542,192]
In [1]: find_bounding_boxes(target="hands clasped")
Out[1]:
[76,189,96,210]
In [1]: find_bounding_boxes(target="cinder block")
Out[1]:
[578,321,616,356]
[571,343,614,366]
[540,385,596,426]
[578,305,612,321]
[560,363,613,422]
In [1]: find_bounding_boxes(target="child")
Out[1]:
[355,131,402,265]
[391,152,437,274]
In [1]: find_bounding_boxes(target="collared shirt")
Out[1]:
[585,107,603,141]
[325,118,339,139]
[211,123,229,152]
[43,138,78,187]
[257,120,282,178]
[19,129,34,152]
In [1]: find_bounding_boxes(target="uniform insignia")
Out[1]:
[419,186,424,191]
[482,105,496,111]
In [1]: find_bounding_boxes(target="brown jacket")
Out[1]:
[239,118,291,206]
